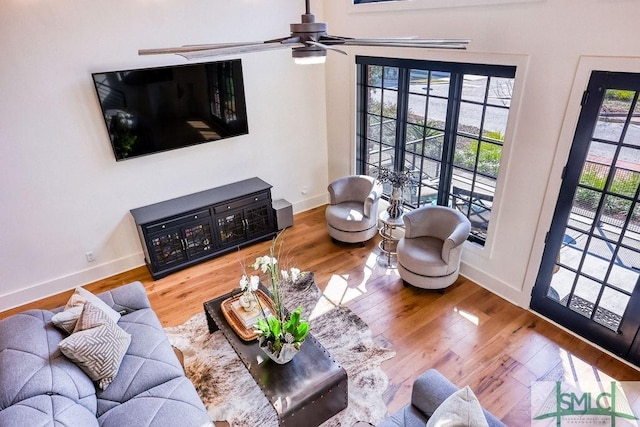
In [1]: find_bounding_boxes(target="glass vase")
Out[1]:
[258,337,300,364]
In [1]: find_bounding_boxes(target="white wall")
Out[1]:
[3,0,640,312]
[323,0,640,307]
[0,0,329,310]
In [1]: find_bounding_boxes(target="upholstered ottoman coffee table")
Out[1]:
[204,291,348,426]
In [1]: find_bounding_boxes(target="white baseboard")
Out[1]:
[0,254,143,313]
[1,197,330,314]
[459,262,529,308]
[292,194,328,214]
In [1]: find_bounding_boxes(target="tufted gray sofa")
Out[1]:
[0,281,212,427]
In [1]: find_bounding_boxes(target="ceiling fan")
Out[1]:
[139,0,469,65]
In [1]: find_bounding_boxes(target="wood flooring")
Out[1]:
[3,205,640,425]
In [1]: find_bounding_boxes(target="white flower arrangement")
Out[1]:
[237,232,310,359]
[239,233,309,356]
[239,274,259,293]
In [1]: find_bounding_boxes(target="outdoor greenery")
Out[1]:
[368,98,505,179]
[606,90,635,102]
[454,130,504,177]
[575,163,640,220]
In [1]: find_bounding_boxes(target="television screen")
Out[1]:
[92,59,248,161]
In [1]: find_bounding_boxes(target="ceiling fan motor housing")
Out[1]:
[291,13,328,43]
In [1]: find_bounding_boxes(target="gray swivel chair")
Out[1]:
[397,205,471,290]
[325,175,383,244]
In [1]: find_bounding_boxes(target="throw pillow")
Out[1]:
[58,301,131,390]
[426,386,490,427]
[52,287,121,334]
[51,305,84,334]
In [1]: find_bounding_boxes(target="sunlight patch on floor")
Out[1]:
[454,307,480,326]
[307,294,338,321]
[559,349,615,387]
[322,252,378,307]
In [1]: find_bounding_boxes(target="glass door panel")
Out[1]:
[150,230,186,269]
[532,71,640,361]
[216,211,246,248]
[244,205,272,240]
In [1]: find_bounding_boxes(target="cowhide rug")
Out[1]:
[164,279,395,426]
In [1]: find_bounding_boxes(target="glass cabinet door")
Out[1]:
[216,210,247,248]
[183,220,214,259]
[150,229,187,269]
[244,204,274,240]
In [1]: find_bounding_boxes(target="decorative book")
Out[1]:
[230,299,271,328]
[221,289,275,341]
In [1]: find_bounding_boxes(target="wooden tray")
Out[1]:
[221,289,275,341]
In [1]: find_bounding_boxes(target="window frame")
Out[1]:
[356,55,516,246]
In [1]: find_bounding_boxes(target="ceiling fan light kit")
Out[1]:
[138,0,469,64]
[292,48,327,65]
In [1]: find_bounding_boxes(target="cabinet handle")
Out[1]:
[181,239,186,251]
[194,215,198,219]
[255,197,258,201]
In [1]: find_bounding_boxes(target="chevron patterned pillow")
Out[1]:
[59,301,131,390]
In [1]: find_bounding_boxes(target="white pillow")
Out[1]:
[52,287,121,334]
[426,386,490,427]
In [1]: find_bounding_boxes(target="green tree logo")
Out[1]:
[533,381,639,426]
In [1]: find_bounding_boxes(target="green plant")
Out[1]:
[110,112,138,159]
[606,90,635,102]
[248,232,310,357]
[254,307,309,354]
[453,132,504,177]
[574,163,640,217]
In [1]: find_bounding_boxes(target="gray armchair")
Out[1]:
[397,205,471,290]
[325,175,383,244]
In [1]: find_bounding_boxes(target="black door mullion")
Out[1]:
[356,65,369,170]
[395,68,410,172]
[439,73,464,206]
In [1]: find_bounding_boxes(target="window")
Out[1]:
[356,57,516,245]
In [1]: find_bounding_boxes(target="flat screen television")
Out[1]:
[92,59,248,161]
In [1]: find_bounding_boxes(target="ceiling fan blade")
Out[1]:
[139,41,268,56]
[319,35,469,50]
[180,42,305,60]
[139,41,305,60]
[264,36,302,44]
[305,41,347,55]
[341,38,469,50]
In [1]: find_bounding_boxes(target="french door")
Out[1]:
[531,71,640,364]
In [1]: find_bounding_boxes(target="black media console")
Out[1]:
[130,177,277,279]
